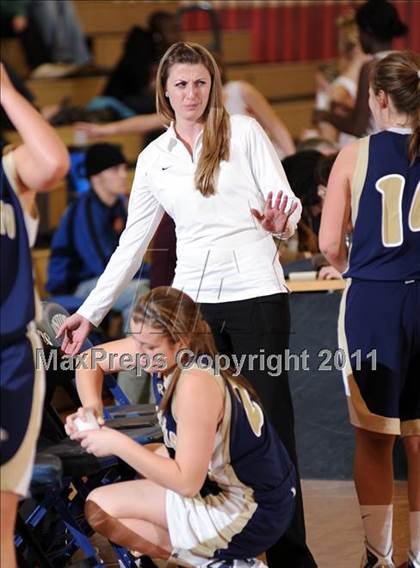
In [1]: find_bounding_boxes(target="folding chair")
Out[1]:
[15,452,104,567]
[38,301,158,428]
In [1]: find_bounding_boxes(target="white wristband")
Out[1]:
[272,231,288,240]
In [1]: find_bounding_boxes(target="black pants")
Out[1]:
[200,293,317,568]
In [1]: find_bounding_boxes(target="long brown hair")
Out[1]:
[156,42,230,197]
[131,286,258,411]
[370,51,420,164]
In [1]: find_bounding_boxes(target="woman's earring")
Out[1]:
[165,92,169,98]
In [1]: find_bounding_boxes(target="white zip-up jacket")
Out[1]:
[78,115,301,326]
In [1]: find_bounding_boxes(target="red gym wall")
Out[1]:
[181,1,420,63]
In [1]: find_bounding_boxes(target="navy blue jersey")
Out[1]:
[0,157,35,342]
[153,366,296,560]
[344,130,420,281]
[153,368,295,503]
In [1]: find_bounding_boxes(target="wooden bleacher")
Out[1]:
[23,58,317,107]
[272,99,314,139]
[73,1,177,35]
[227,60,317,100]
[26,75,107,107]
[93,29,252,68]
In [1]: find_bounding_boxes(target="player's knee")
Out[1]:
[404,435,420,458]
[85,497,110,533]
[355,427,395,448]
[85,490,114,533]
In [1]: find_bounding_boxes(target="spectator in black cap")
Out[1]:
[46,142,150,330]
[314,0,408,138]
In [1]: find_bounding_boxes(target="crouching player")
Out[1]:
[66,286,297,567]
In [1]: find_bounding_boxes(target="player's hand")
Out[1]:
[318,266,342,280]
[70,426,122,458]
[65,406,105,436]
[56,313,92,356]
[251,191,298,235]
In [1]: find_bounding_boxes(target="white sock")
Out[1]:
[360,504,393,558]
[410,511,420,564]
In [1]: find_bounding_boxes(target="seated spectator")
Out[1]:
[314,11,371,147]
[313,0,408,138]
[28,0,92,78]
[88,12,181,121]
[50,12,181,131]
[46,143,149,331]
[1,0,91,77]
[0,0,49,71]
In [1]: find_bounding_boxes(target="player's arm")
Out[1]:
[0,63,69,192]
[74,113,166,138]
[108,369,223,497]
[241,81,296,156]
[319,141,356,272]
[74,337,139,414]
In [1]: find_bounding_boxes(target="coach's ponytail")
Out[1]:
[370,51,420,164]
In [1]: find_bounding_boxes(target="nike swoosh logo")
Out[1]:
[161,166,172,170]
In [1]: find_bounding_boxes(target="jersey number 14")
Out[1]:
[376,175,420,247]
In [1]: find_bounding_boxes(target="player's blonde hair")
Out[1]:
[156,42,230,197]
[132,287,258,412]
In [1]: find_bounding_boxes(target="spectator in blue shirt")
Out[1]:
[47,143,149,331]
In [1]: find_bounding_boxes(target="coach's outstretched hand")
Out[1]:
[251,190,298,236]
[57,313,92,356]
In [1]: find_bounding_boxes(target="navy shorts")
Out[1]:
[1,327,45,495]
[338,279,420,436]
